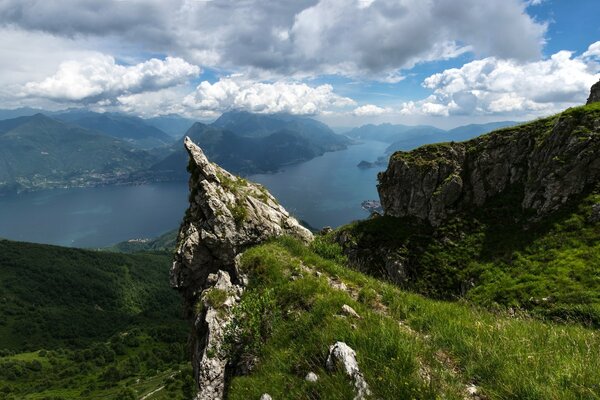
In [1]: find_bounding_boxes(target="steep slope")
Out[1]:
[0,114,156,194]
[0,239,191,399]
[333,90,600,326]
[171,123,600,399]
[55,110,174,149]
[379,104,599,226]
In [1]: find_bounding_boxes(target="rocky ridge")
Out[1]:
[171,137,312,399]
[378,82,600,227]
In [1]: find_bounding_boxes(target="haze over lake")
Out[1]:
[0,141,386,248]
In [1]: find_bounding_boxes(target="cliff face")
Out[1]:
[171,137,312,399]
[378,101,600,227]
[588,79,600,105]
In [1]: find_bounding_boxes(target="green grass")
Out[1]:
[226,237,600,399]
[334,186,600,327]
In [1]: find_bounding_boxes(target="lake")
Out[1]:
[0,140,387,248]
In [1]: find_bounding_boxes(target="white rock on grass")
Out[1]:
[326,342,371,400]
[305,372,319,382]
[341,304,361,319]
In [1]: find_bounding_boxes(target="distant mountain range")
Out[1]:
[0,106,520,194]
[349,121,518,168]
[53,110,175,149]
[152,111,351,178]
[0,109,352,194]
[0,114,155,193]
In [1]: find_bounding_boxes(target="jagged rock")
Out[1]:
[341,304,361,319]
[305,371,319,382]
[587,79,600,104]
[326,342,371,399]
[171,137,313,399]
[378,88,600,226]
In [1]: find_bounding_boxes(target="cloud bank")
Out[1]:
[0,0,547,78]
[402,43,600,117]
[23,55,200,103]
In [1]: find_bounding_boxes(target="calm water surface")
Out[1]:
[0,141,387,247]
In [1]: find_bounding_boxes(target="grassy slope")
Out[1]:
[336,102,600,327]
[0,240,192,400]
[226,237,600,400]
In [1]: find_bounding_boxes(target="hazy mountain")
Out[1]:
[0,107,49,120]
[152,112,351,178]
[385,121,517,153]
[212,110,350,149]
[0,114,156,194]
[54,110,174,149]
[144,114,196,138]
[345,123,444,143]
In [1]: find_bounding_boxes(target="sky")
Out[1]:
[0,0,598,128]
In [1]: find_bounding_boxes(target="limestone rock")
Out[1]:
[326,342,371,399]
[171,137,313,399]
[378,88,600,226]
[305,371,319,382]
[341,304,361,319]
[194,271,241,400]
[587,79,600,105]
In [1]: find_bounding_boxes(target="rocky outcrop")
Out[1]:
[379,96,600,226]
[171,137,312,399]
[587,79,600,105]
[326,342,371,400]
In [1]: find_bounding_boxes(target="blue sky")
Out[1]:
[0,0,598,128]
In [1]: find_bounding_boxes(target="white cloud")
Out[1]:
[402,48,600,117]
[0,0,547,80]
[351,104,393,116]
[583,41,600,58]
[181,78,355,116]
[22,55,200,102]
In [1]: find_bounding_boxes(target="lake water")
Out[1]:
[0,140,387,248]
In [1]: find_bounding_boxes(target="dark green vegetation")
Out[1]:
[0,114,156,194]
[225,237,600,399]
[152,111,351,178]
[0,240,192,399]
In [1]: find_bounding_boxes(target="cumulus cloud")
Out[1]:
[401,47,600,117]
[583,41,600,59]
[0,0,547,79]
[181,78,355,116]
[351,104,393,116]
[22,55,200,102]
